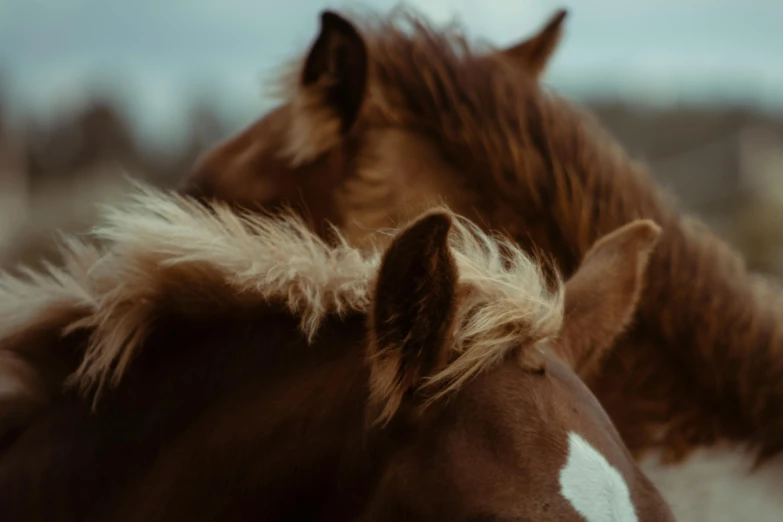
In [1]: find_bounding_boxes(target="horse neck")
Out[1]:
[123,308,384,521]
[514,97,783,460]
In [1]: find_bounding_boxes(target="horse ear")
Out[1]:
[300,10,368,134]
[557,220,661,380]
[368,212,459,425]
[500,9,567,78]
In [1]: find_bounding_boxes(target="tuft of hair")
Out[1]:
[0,181,563,411]
[0,238,100,350]
[424,214,563,398]
[0,180,378,403]
[368,211,564,423]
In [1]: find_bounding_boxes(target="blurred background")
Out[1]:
[1,0,782,273]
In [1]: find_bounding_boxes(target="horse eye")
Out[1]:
[524,363,546,376]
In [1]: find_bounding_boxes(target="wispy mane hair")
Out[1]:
[0,182,564,411]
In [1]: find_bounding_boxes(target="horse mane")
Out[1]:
[0,182,563,406]
[274,7,783,460]
[271,6,673,260]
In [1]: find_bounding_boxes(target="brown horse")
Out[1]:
[177,7,783,520]
[0,185,672,521]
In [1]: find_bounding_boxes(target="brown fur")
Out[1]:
[0,186,672,520]
[179,6,783,466]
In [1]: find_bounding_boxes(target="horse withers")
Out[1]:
[0,185,672,520]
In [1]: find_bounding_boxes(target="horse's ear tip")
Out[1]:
[320,10,348,26]
[318,10,361,38]
[318,10,335,26]
[628,219,663,242]
[429,210,453,223]
[546,8,568,26]
[385,212,455,264]
[418,212,454,235]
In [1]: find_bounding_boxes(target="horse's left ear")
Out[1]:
[557,219,661,380]
[368,212,459,425]
[500,9,567,78]
[300,10,368,134]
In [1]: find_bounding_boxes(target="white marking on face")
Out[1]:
[559,431,639,522]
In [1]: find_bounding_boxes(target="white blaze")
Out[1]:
[559,431,639,522]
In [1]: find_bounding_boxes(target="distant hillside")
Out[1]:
[2,92,783,274]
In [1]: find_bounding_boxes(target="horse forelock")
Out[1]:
[0,181,563,406]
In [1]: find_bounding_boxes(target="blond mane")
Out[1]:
[0,182,563,405]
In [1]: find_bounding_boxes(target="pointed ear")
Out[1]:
[557,220,661,380]
[500,9,567,78]
[301,10,368,134]
[368,212,459,424]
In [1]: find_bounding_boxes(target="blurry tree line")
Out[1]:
[1,77,783,276]
[0,90,227,192]
[0,80,232,269]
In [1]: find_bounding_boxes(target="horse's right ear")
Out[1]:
[500,9,567,78]
[368,212,459,425]
[556,220,661,381]
[300,11,368,135]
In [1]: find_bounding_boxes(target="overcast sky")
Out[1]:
[1,0,781,146]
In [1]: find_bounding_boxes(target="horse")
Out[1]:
[176,7,783,520]
[0,184,673,521]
